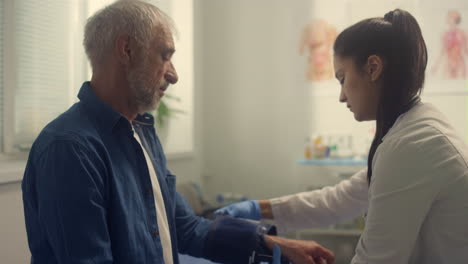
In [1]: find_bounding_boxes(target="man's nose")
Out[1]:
[165,62,178,84]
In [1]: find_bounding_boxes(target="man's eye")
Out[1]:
[162,53,172,61]
[340,78,345,85]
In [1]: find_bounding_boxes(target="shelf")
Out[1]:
[297,158,367,166]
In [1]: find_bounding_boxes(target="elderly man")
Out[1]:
[21,1,334,263]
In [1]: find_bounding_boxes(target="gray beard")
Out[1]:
[128,71,160,114]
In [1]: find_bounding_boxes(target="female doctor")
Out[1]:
[216,9,468,263]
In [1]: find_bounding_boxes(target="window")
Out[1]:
[1,0,84,154]
[12,0,83,151]
[0,0,3,152]
[1,0,194,158]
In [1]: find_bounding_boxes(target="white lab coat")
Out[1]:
[271,102,468,263]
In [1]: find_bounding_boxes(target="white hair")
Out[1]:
[83,0,175,70]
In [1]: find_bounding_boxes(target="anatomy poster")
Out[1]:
[419,0,468,92]
[294,0,350,93]
[299,19,338,82]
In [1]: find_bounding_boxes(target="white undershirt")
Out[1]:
[134,131,173,264]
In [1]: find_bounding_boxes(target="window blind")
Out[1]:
[13,0,76,149]
[0,0,3,151]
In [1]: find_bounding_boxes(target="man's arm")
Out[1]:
[23,139,113,263]
[173,193,335,263]
[173,192,212,256]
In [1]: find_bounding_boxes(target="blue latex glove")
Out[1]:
[272,244,282,264]
[214,200,261,220]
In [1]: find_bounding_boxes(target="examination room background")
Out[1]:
[1,0,467,263]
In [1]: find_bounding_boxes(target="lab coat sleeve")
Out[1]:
[270,168,368,233]
[351,135,442,264]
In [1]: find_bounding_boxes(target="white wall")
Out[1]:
[196,0,315,200]
[0,182,29,263]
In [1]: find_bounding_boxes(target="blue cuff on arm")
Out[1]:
[202,216,277,264]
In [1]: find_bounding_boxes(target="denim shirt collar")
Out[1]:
[134,112,156,127]
[77,81,155,134]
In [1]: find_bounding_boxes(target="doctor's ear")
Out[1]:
[366,55,384,81]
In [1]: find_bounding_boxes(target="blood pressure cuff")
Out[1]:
[203,215,286,264]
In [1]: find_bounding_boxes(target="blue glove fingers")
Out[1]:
[213,206,232,216]
[213,200,261,220]
[272,244,281,264]
[214,204,242,217]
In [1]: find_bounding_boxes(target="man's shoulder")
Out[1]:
[32,102,101,155]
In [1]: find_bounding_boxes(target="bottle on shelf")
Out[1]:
[304,137,313,159]
[313,135,327,159]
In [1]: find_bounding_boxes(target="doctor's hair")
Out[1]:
[83,0,176,70]
[333,9,428,184]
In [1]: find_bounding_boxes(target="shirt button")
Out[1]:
[152,231,159,237]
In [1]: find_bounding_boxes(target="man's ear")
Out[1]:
[115,34,131,65]
[366,55,383,81]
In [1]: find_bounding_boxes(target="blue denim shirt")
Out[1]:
[22,82,264,264]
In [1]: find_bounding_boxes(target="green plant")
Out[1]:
[155,94,184,127]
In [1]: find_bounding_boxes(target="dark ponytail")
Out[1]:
[333,9,428,184]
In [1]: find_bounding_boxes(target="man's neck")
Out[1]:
[90,70,138,121]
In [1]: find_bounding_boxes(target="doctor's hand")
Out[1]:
[265,235,335,264]
[214,200,261,220]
